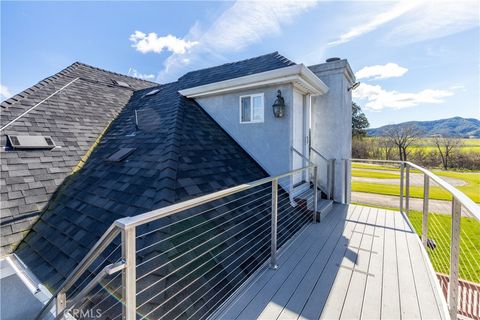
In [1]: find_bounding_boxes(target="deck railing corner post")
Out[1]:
[400,162,405,213]
[270,178,279,270]
[121,225,137,320]
[448,198,461,320]
[56,291,66,318]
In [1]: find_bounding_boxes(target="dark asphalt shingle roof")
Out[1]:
[0,62,156,255]
[178,51,295,89]
[5,52,306,318]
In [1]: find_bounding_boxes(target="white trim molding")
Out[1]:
[179,64,329,98]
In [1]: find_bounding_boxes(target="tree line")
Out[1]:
[352,103,480,170]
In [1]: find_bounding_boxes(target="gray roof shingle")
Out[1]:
[0,62,156,254]
[6,52,308,318]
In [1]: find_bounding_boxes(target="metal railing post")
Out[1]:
[400,163,404,213]
[56,292,66,317]
[325,162,331,200]
[270,179,278,270]
[331,159,336,201]
[405,164,410,214]
[313,166,318,223]
[344,159,350,204]
[449,198,461,319]
[122,226,136,320]
[422,175,429,247]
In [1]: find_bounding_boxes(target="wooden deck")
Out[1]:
[211,204,449,320]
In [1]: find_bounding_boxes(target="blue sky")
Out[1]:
[1,1,479,128]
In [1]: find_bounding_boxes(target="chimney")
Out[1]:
[308,58,356,203]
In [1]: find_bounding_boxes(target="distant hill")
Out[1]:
[368,117,480,138]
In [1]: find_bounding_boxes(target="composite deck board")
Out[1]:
[393,209,422,319]
[319,206,372,319]
[272,205,358,320]
[211,205,448,320]
[339,206,378,319]
[381,209,401,319]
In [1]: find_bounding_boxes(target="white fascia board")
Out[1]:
[179,64,329,98]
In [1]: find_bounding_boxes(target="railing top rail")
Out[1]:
[349,158,480,221]
[310,147,332,162]
[116,164,316,229]
[35,225,121,320]
[37,164,317,319]
[291,147,314,165]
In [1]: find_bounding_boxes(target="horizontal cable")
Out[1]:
[136,184,272,239]
[136,196,272,271]
[137,210,269,295]
[138,216,274,315]
[67,244,121,298]
[136,211,272,297]
[136,188,272,254]
[169,202,314,320]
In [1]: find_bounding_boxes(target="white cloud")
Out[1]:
[328,1,420,46]
[328,0,479,47]
[353,83,454,110]
[356,63,408,80]
[0,84,12,99]
[127,68,155,81]
[159,0,318,81]
[385,1,479,45]
[129,31,199,54]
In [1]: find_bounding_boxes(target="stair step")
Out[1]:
[316,199,333,222]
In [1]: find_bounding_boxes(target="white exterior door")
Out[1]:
[292,90,306,187]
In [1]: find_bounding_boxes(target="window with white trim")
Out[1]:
[240,93,264,123]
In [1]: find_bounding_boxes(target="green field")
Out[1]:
[407,211,480,283]
[352,163,480,202]
[362,137,480,154]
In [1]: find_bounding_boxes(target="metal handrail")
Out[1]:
[348,158,480,319]
[349,158,480,219]
[291,147,313,164]
[36,165,318,320]
[56,261,126,320]
[35,225,121,320]
[310,147,330,162]
[115,165,316,228]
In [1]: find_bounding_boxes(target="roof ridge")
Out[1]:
[179,51,286,78]
[0,63,81,109]
[71,62,159,85]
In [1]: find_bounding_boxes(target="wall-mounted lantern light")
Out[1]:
[272,90,286,118]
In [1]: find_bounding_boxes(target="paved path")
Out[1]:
[352,192,473,217]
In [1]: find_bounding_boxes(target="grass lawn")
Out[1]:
[352,169,400,179]
[351,163,480,202]
[408,210,480,283]
[353,203,480,283]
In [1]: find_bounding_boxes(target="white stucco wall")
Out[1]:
[195,84,294,177]
[309,59,355,203]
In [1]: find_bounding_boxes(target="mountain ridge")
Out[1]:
[368,117,480,137]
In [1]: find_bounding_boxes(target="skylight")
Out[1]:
[7,135,56,150]
[106,148,136,162]
[144,89,160,97]
[111,79,132,88]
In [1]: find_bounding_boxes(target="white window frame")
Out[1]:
[239,93,264,124]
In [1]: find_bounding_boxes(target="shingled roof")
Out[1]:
[4,52,304,318]
[0,62,156,255]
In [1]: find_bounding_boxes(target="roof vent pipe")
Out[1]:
[326,57,341,63]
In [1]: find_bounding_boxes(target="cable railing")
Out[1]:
[35,165,319,320]
[347,158,480,320]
